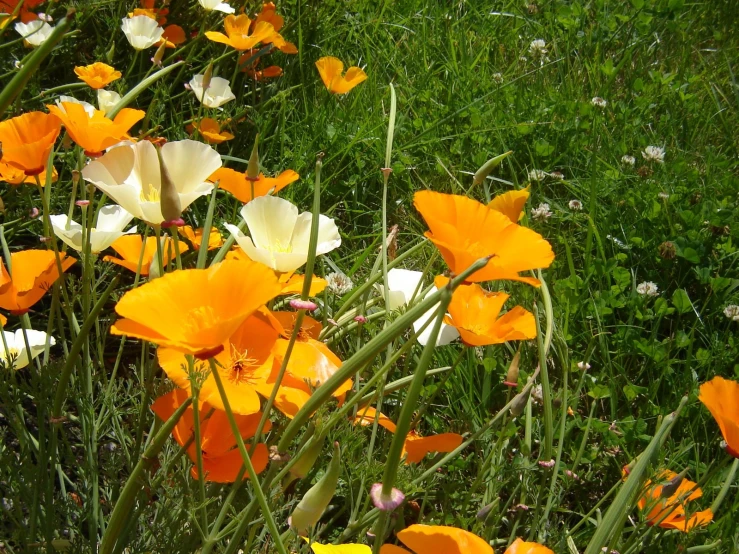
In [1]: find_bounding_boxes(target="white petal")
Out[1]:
[291,213,342,256]
[121,16,164,50]
[160,140,222,194]
[50,214,84,252]
[57,96,96,117]
[96,205,134,232]
[15,20,53,46]
[97,89,121,115]
[215,2,236,14]
[386,268,424,310]
[240,196,299,251]
[412,300,459,347]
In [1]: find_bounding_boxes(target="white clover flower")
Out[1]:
[591,96,607,108]
[15,20,54,46]
[121,15,164,50]
[636,281,659,297]
[325,272,354,295]
[492,72,504,83]
[529,39,548,57]
[642,145,665,163]
[658,192,670,200]
[577,361,591,370]
[97,89,121,115]
[723,305,739,321]
[568,199,583,211]
[531,203,552,221]
[528,169,547,182]
[621,155,636,166]
[189,75,236,108]
[1,329,55,370]
[197,0,235,13]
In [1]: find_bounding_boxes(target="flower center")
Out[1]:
[140,184,161,202]
[266,239,293,254]
[227,345,258,385]
[2,348,19,365]
[182,306,219,335]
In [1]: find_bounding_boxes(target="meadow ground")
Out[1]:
[1,0,739,553]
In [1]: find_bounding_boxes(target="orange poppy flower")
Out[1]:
[74,62,122,90]
[151,388,269,483]
[699,376,739,458]
[488,187,530,222]
[46,102,145,158]
[178,226,223,251]
[209,167,298,204]
[278,273,327,296]
[0,250,75,315]
[253,2,297,53]
[413,191,554,285]
[315,57,367,94]
[161,24,185,45]
[103,235,189,276]
[637,470,713,531]
[205,14,275,51]
[187,118,234,145]
[433,276,536,346]
[0,0,42,24]
[133,0,167,24]
[269,311,351,397]
[111,259,282,358]
[0,112,62,176]
[379,524,492,554]
[0,162,57,186]
[247,64,283,80]
[504,538,554,554]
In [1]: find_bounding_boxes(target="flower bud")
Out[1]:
[503,350,521,387]
[155,145,182,223]
[246,135,260,180]
[472,151,513,186]
[151,41,166,67]
[202,61,214,93]
[660,468,689,499]
[289,442,341,536]
[283,433,326,490]
[290,299,317,311]
[509,386,532,417]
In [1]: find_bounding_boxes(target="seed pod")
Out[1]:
[472,151,513,187]
[289,442,340,536]
[503,349,521,387]
[509,386,532,417]
[282,434,326,490]
[155,145,181,223]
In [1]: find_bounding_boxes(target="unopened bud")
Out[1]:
[283,434,326,489]
[105,41,115,63]
[660,468,689,499]
[370,483,405,511]
[75,200,90,207]
[476,501,497,521]
[290,299,317,311]
[353,315,367,324]
[202,61,214,93]
[71,170,80,185]
[509,386,532,417]
[473,151,513,186]
[289,442,341,536]
[538,459,555,469]
[152,41,166,67]
[154,145,182,222]
[246,134,260,180]
[503,349,521,387]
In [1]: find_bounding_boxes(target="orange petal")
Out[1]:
[192,442,269,483]
[352,406,397,434]
[488,187,531,222]
[396,525,492,554]
[403,433,463,464]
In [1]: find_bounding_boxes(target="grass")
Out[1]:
[1,0,739,552]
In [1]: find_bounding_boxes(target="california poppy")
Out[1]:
[178,226,224,251]
[504,539,554,554]
[46,102,145,158]
[488,187,530,222]
[0,0,44,24]
[0,250,75,315]
[74,62,122,89]
[161,24,185,46]
[413,191,554,285]
[0,112,62,176]
[252,2,297,53]
[434,276,536,346]
[0,328,54,370]
[205,14,275,51]
[210,167,298,204]
[699,376,739,458]
[310,544,370,554]
[247,64,283,81]
[0,162,57,186]
[111,259,282,358]
[637,470,713,531]
[315,57,367,94]
[103,235,189,276]
[379,524,492,554]
[137,0,168,24]
[151,388,269,483]
[121,14,164,50]
[277,273,327,297]
[188,118,234,145]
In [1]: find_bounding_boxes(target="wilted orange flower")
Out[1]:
[353,407,463,465]
[699,376,739,458]
[205,14,275,51]
[151,388,269,483]
[0,112,62,176]
[104,235,189,276]
[413,191,554,285]
[434,276,535,346]
[74,62,122,89]
[0,162,57,186]
[253,2,297,53]
[187,118,234,144]
[379,524,492,554]
[111,259,282,358]
[178,226,224,251]
[0,250,75,314]
[160,24,185,46]
[209,167,298,204]
[637,470,713,531]
[46,102,145,157]
[315,57,367,94]
[504,538,554,554]
[278,273,327,296]
[488,187,530,222]
[248,65,283,80]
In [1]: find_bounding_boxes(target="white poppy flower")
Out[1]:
[224,195,341,273]
[121,15,164,50]
[50,205,136,254]
[97,89,122,115]
[189,75,236,108]
[198,0,236,13]
[56,95,96,117]
[15,20,54,46]
[1,329,55,370]
[81,140,222,226]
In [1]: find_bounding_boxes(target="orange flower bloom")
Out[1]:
[315,57,367,94]
[637,470,713,531]
[74,62,122,89]
[0,112,62,176]
[209,167,298,204]
[699,376,739,458]
[379,524,492,554]
[46,102,145,158]
[434,276,536,346]
[353,407,463,465]
[161,24,185,45]
[253,2,297,53]
[0,250,75,315]
[187,118,234,144]
[103,235,189,276]
[134,0,167,24]
[178,226,224,251]
[278,273,327,296]
[205,14,275,51]
[0,0,42,24]
[246,64,283,80]
[151,388,269,483]
[413,191,554,285]
[488,187,530,222]
[111,259,282,358]
[0,162,57,186]
[504,538,554,554]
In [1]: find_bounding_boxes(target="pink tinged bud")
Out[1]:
[381,167,393,179]
[161,218,185,228]
[564,469,579,480]
[184,83,192,91]
[29,207,39,219]
[290,299,318,311]
[512,503,529,512]
[370,483,404,512]
[75,200,90,207]
[538,459,555,469]
[353,315,367,324]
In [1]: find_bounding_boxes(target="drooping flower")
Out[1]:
[487,187,530,222]
[103,234,189,276]
[46,102,145,157]
[530,203,552,221]
[204,14,275,51]
[504,538,554,554]
[121,15,164,50]
[699,376,739,458]
[315,57,368,94]
[0,112,61,176]
[74,62,122,89]
[14,19,53,46]
[96,89,122,115]
[197,0,235,14]
[111,259,282,358]
[379,524,492,554]
[413,191,554,285]
[210,167,298,204]
[82,139,221,225]
[188,75,236,108]
[642,145,665,164]
[434,276,536,346]
[0,250,75,314]
[636,281,659,297]
[0,329,55,370]
[225,195,341,273]
[151,388,269,483]
[636,470,713,531]
[50,205,135,254]
[178,226,223,251]
[188,118,234,144]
